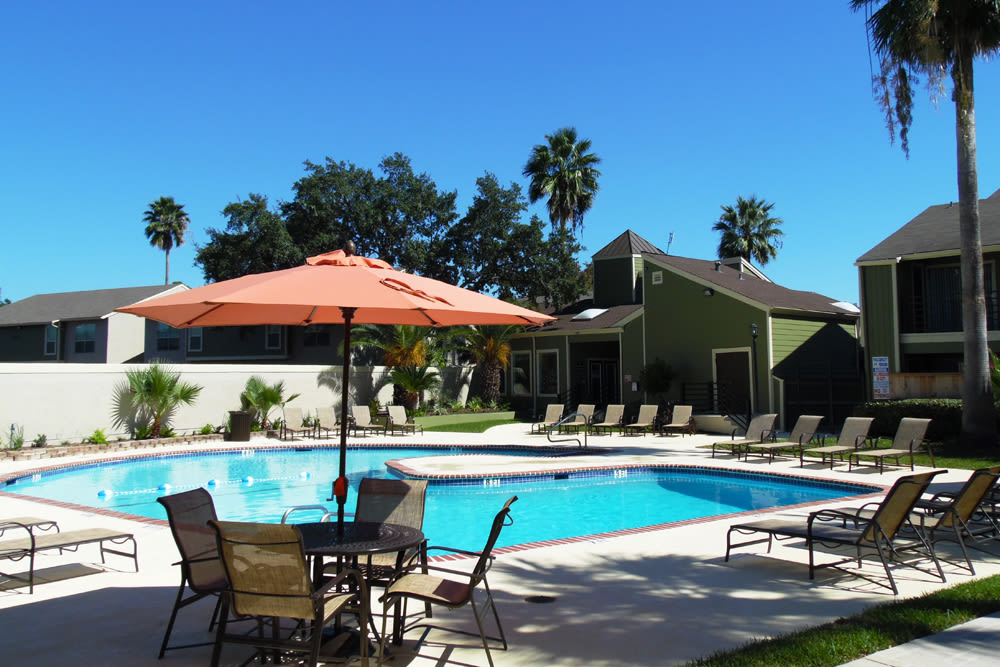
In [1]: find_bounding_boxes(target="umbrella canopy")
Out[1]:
[117,247,554,533]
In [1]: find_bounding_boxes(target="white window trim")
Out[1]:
[265,324,282,351]
[537,349,560,397]
[187,326,203,352]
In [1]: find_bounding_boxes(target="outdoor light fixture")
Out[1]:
[749,323,759,413]
[703,287,714,297]
[750,323,758,339]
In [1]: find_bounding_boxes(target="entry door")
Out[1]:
[715,351,751,414]
[588,360,619,404]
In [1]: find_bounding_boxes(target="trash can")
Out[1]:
[228,410,252,442]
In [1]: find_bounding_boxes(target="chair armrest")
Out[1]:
[313,566,365,599]
[809,508,869,528]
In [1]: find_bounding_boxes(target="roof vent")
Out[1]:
[714,261,722,272]
[572,308,608,321]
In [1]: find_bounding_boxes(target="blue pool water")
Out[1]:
[5,446,875,552]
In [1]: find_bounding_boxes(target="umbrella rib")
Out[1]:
[182,303,225,327]
[304,306,318,324]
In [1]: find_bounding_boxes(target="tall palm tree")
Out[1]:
[522,127,602,234]
[851,0,1000,445]
[453,324,520,405]
[143,196,190,284]
[712,196,784,265]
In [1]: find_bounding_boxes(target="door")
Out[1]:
[715,351,751,415]
[588,360,619,405]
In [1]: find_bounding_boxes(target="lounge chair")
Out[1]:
[0,517,58,537]
[157,488,228,658]
[711,413,778,458]
[315,406,338,438]
[743,415,823,463]
[352,405,386,437]
[849,417,933,473]
[725,470,944,595]
[561,404,595,433]
[590,404,625,435]
[0,522,137,593]
[378,496,517,667]
[386,405,423,435]
[659,405,694,437]
[624,404,658,436]
[800,417,874,469]
[531,404,563,434]
[209,520,368,667]
[281,406,312,440]
[909,466,1000,575]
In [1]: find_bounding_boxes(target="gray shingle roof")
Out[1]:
[856,188,1000,263]
[647,254,858,317]
[525,302,643,334]
[0,285,184,326]
[593,229,665,259]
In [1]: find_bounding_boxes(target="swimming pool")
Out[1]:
[4,446,878,552]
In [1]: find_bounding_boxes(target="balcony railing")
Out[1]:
[899,290,1000,333]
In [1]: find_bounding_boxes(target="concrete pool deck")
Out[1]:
[2,424,1000,666]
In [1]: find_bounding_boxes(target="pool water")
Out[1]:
[5,447,874,552]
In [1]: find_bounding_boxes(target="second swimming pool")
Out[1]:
[4,446,879,552]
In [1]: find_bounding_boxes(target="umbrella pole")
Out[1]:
[335,307,356,537]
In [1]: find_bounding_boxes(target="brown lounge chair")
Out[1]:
[849,417,933,473]
[531,404,563,434]
[800,417,874,469]
[743,415,823,463]
[315,406,338,438]
[387,405,423,435]
[711,413,777,458]
[725,470,944,595]
[591,404,625,435]
[624,404,658,436]
[352,404,386,436]
[561,404,595,434]
[281,406,313,440]
[659,405,694,436]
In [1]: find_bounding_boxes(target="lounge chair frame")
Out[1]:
[849,417,933,473]
[725,471,944,595]
[659,405,694,437]
[743,415,823,463]
[281,406,313,440]
[624,405,658,436]
[352,405,386,437]
[800,417,874,469]
[315,406,338,439]
[590,404,625,435]
[386,405,423,435]
[711,413,777,458]
[530,404,563,434]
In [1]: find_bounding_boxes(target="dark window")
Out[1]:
[44,325,57,356]
[303,325,331,347]
[74,323,96,354]
[157,322,180,351]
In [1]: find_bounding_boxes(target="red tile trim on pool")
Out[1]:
[1,443,893,559]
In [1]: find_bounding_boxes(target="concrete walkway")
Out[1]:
[1,424,999,665]
[841,613,1000,666]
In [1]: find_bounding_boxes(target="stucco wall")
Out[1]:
[0,363,472,444]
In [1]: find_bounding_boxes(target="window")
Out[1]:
[74,322,96,354]
[303,324,331,347]
[511,351,531,396]
[44,325,57,356]
[537,349,559,396]
[187,326,203,352]
[157,322,181,351]
[265,325,282,350]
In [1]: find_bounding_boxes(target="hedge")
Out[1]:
[853,398,1000,442]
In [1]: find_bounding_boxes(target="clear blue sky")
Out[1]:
[2,1,998,306]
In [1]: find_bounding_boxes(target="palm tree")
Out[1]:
[522,127,602,234]
[389,365,440,411]
[111,363,202,438]
[712,196,784,266]
[240,376,300,430]
[143,196,190,284]
[851,0,1000,445]
[453,325,520,405]
[352,325,438,405]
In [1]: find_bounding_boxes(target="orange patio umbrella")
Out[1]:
[117,244,554,532]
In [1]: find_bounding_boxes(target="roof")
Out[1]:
[521,300,644,334]
[593,229,665,259]
[646,254,859,318]
[856,188,1000,263]
[0,285,186,326]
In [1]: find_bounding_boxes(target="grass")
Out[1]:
[687,574,1000,666]
[422,419,520,433]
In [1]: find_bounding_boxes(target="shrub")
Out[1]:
[854,399,964,441]
[7,426,24,450]
[240,376,299,430]
[112,362,203,439]
[199,423,215,435]
[86,428,109,445]
[31,433,47,448]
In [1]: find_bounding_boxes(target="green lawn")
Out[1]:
[422,418,520,433]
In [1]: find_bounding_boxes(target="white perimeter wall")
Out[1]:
[0,363,472,444]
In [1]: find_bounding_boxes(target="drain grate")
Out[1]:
[524,595,557,604]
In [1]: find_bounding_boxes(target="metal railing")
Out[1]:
[546,412,588,448]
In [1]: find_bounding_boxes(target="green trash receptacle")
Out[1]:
[228,410,252,442]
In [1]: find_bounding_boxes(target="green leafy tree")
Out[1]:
[453,325,521,405]
[282,153,457,277]
[523,126,602,234]
[240,376,300,430]
[851,0,1000,445]
[389,365,440,411]
[712,196,784,265]
[536,225,589,310]
[143,196,190,284]
[111,363,203,438]
[195,194,299,282]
